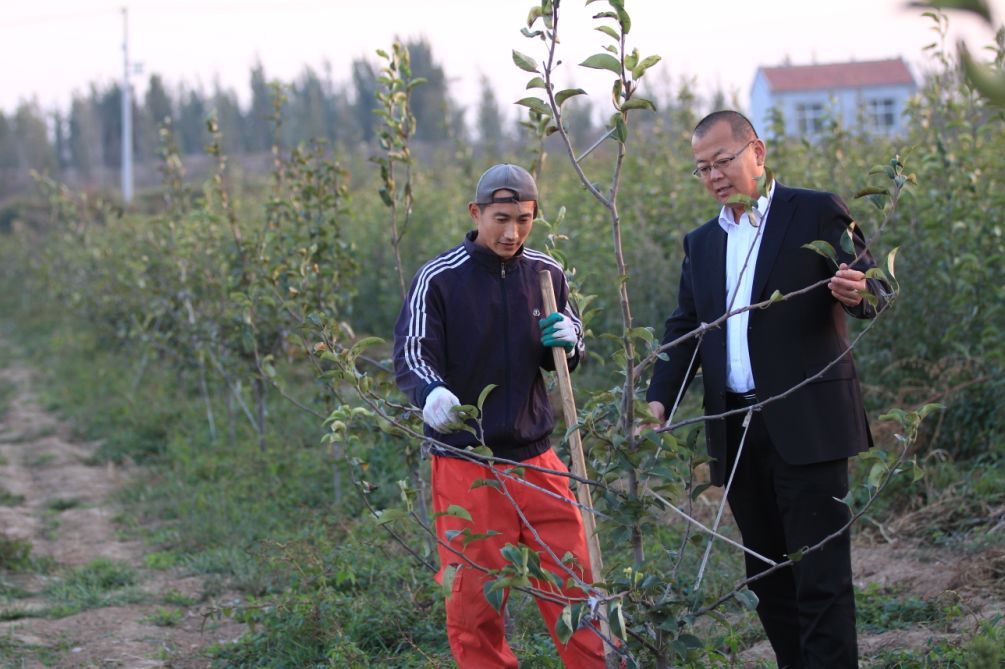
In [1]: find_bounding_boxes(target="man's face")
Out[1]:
[691,120,765,208]
[468,190,535,259]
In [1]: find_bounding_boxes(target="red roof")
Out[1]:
[760,58,915,92]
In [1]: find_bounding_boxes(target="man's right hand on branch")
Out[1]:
[635,400,668,437]
[423,386,461,433]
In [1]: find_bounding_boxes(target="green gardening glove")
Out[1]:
[539,312,577,351]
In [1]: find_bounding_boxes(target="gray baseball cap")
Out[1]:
[475,163,538,204]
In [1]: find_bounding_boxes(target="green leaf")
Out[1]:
[435,504,472,522]
[633,54,662,79]
[609,600,625,640]
[961,47,1005,104]
[854,185,890,199]
[868,462,888,489]
[802,240,838,266]
[555,604,575,644]
[768,289,784,304]
[555,88,587,107]
[864,267,889,282]
[613,115,628,143]
[918,402,945,418]
[690,482,712,501]
[374,508,406,525]
[866,194,887,210]
[512,50,540,73]
[841,222,857,255]
[615,4,631,33]
[620,97,657,112]
[378,187,394,207]
[624,48,639,72]
[526,76,547,89]
[441,564,458,593]
[477,384,497,412]
[350,336,384,356]
[580,53,622,74]
[483,579,505,612]
[470,478,502,491]
[526,5,543,27]
[629,326,654,344]
[734,589,759,611]
[787,546,807,562]
[595,25,620,40]
[515,97,552,116]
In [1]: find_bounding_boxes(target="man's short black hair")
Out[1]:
[693,110,758,142]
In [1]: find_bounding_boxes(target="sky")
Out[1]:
[1,0,1001,123]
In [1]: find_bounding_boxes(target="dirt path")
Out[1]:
[0,358,244,668]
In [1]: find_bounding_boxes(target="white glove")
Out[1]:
[423,386,461,433]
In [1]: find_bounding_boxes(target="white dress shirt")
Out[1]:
[718,181,774,393]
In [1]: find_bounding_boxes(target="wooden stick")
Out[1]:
[539,270,616,663]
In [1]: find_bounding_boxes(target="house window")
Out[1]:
[868,98,897,130]
[795,102,826,135]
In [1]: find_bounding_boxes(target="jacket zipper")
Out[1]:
[500,260,511,433]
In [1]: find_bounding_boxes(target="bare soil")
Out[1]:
[0,361,245,669]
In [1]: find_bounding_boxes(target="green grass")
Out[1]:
[161,588,198,607]
[143,606,185,627]
[0,534,32,571]
[862,617,1004,669]
[41,558,141,618]
[46,497,81,512]
[856,583,961,633]
[0,485,24,506]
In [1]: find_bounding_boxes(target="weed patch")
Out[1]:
[144,606,185,627]
[856,583,961,633]
[0,485,25,506]
[42,558,141,617]
[46,497,81,512]
[0,534,33,570]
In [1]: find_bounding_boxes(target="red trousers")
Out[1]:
[431,449,607,668]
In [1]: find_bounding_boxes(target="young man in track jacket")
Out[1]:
[393,163,606,668]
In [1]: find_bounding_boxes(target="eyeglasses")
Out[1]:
[692,140,756,179]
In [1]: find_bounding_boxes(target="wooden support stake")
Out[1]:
[539,270,617,664]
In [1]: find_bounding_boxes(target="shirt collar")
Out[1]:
[717,179,775,233]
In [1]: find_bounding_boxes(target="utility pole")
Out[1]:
[121,6,133,204]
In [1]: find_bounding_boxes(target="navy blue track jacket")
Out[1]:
[393,231,585,462]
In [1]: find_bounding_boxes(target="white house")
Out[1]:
[749,58,917,139]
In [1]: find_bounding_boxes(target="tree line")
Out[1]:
[0,37,606,197]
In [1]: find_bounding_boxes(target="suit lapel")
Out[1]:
[751,183,796,302]
[695,220,727,319]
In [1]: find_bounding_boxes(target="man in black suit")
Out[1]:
[647,110,884,668]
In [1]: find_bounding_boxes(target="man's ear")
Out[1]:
[468,202,481,222]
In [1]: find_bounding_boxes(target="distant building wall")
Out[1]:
[750,59,916,140]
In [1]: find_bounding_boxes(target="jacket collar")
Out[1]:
[463,230,525,272]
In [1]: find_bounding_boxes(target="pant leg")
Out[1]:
[511,450,607,669]
[724,410,803,669]
[432,455,520,669]
[773,457,858,669]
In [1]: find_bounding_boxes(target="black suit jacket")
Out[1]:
[647,183,881,485]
